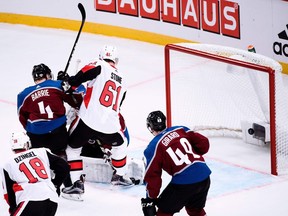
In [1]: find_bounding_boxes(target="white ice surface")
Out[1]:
[0,23,288,216]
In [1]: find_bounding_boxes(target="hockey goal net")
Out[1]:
[165,43,288,175]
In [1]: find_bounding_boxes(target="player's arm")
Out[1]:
[1,169,17,214]
[187,131,210,155]
[119,112,130,144]
[58,63,101,94]
[143,143,163,199]
[142,143,160,216]
[68,64,101,87]
[62,91,83,108]
[46,150,70,188]
[17,93,29,129]
[18,110,28,130]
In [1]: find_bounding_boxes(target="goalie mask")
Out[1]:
[11,132,31,152]
[146,110,167,133]
[99,45,119,64]
[32,63,53,81]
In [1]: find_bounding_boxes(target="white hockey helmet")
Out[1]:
[11,132,31,152]
[99,45,119,64]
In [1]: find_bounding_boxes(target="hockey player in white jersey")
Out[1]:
[1,132,70,216]
[60,45,133,200]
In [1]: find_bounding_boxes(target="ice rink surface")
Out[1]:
[0,23,288,215]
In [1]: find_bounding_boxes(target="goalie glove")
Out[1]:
[141,198,157,216]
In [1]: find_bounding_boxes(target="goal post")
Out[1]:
[164,43,288,176]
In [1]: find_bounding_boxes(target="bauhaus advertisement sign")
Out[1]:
[95,0,240,39]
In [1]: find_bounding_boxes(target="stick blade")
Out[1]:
[78,3,86,20]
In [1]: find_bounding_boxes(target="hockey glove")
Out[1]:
[141,198,157,216]
[57,71,70,81]
[61,81,72,93]
[130,177,141,185]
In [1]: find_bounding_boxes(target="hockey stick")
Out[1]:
[64,3,86,73]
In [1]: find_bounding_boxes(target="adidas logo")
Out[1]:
[273,24,288,57]
[278,24,288,40]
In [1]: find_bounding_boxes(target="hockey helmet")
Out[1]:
[11,132,31,152]
[32,63,52,81]
[146,110,167,132]
[99,45,119,64]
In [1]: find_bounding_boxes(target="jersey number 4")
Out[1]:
[166,138,201,166]
[19,158,49,183]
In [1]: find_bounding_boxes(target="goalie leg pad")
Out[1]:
[127,158,145,184]
[82,157,145,184]
[82,157,114,183]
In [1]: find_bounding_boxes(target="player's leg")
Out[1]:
[185,208,207,216]
[157,178,210,216]
[100,132,133,186]
[27,124,68,155]
[43,125,72,187]
[13,199,58,216]
[66,119,93,181]
[27,125,73,188]
[156,209,174,216]
[156,184,186,215]
[48,123,69,156]
[185,177,210,216]
[62,119,93,200]
[43,199,58,216]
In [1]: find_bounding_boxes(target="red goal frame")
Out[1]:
[164,43,277,175]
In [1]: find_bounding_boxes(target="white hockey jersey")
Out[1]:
[1,148,58,207]
[79,60,127,134]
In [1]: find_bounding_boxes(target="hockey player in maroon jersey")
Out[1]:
[17,63,83,159]
[1,132,70,216]
[59,45,132,201]
[141,111,211,216]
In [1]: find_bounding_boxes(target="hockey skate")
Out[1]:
[111,173,133,187]
[61,179,84,201]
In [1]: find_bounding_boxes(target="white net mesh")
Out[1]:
[166,43,288,175]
